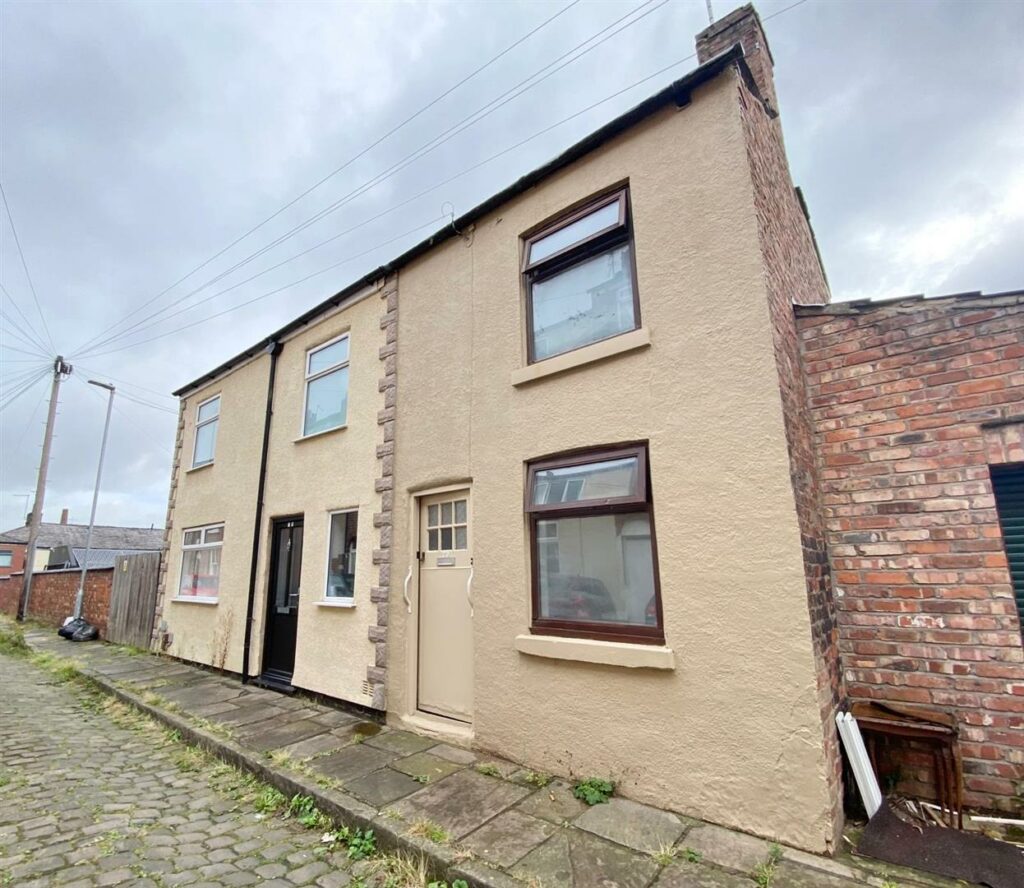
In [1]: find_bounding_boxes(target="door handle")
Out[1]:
[466,566,474,617]
[403,566,412,614]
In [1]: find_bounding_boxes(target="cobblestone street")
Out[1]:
[0,654,353,888]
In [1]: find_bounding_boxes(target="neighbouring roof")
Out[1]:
[174,44,752,397]
[50,547,159,570]
[0,523,165,551]
[794,288,1024,317]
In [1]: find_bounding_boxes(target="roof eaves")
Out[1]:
[173,44,748,397]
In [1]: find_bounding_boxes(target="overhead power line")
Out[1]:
[73,0,666,359]
[74,0,811,365]
[0,367,50,413]
[84,214,449,358]
[69,0,584,358]
[0,182,55,353]
[0,282,50,355]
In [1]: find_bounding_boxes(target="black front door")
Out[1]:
[263,517,303,682]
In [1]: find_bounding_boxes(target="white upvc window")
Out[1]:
[177,523,224,601]
[302,334,350,438]
[324,509,358,600]
[192,395,220,468]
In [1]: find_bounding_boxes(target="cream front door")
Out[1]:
[417,489,473,723]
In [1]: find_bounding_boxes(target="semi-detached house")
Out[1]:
[155,6,845,852]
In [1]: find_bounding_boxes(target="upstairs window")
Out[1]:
[0,550,12,568]
[192,395,220,468]
[522,188,640,363]
[178,523,223,600]
[303,334,349,437]
[526,444,663,644]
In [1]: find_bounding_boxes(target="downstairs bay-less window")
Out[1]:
[522,187,640,363]
[178,524,223,600]
[303,334,349,437]
[526,444,663,644]
[325,510,358,599]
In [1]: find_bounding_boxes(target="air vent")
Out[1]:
[362,680,373,697]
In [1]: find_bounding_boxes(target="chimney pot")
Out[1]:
[60,508,69,525]
[696,4,777,112]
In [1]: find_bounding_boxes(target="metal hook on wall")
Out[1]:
[441,201,461,236]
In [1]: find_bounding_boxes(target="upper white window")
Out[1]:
[178,523,224,600]
[303,335,349,437]
[192,395,220,468]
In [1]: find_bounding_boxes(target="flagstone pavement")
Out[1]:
[3,627,966,888]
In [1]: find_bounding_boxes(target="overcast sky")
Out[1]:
[1,0,1021,534]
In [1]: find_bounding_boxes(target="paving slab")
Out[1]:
[363,730,436,756]
[515,779,588,824]
[428,743,477,765]
[308,708,359,728]
[277,731,352,761]
[208,703,288,729]
[512,828,660,888]
[189,700,242,718]
[346,768,423,807]
[461,809,556,868]
[770,861,866,888]
[311,744,399,782]
[389,751,464,783]
[161,682,247,708]
[391,770,530,840]
[574,796,687,854]
[684,823,771,875]
[242,717,330,753]
[653,859,754,887]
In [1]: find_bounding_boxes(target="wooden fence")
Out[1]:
[106,552,161,648]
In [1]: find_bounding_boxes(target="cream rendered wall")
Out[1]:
[390,72,835,851]
[163,356,268,672]
[253,293,380,707]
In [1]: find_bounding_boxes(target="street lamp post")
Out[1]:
[73,380,115,621]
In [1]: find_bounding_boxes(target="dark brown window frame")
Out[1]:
[521,186,641,365]
[525,443,665,645]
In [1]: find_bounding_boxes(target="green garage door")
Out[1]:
[991,466,1024,626]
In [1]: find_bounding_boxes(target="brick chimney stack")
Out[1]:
[60,508,69,525]
[696,4,777,113]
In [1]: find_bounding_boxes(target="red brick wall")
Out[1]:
[13,568,114,636]
[0,577,19,616]
[0,543,26,579]
[797,293,1024,812]
[707,19,845,846]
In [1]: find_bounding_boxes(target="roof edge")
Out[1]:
[795,288,1024,317]
[173,44,748,397]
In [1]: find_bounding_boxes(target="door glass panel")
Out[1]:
[428,529,438,550]
[455,526,467,549]
[274,530,290,609]
[440,502,452,524]
[454,500,467,523]
[428,505,439,527]
[440,527,452,549]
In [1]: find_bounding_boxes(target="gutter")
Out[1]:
[241,340,281,683]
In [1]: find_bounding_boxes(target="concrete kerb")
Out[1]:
[59,660,516,888]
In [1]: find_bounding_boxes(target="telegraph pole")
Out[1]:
[18,355,72,621]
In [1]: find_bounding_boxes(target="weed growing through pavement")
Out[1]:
[0,624,29,657]
[683,847,703,863]
[408,818,449,845]
[753,842,783,888]
[475,762,501,777]
[652,842,677,866]
[521,770,551,788]
[572,777,614,805]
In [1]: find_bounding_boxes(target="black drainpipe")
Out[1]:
[242,339,281,684]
